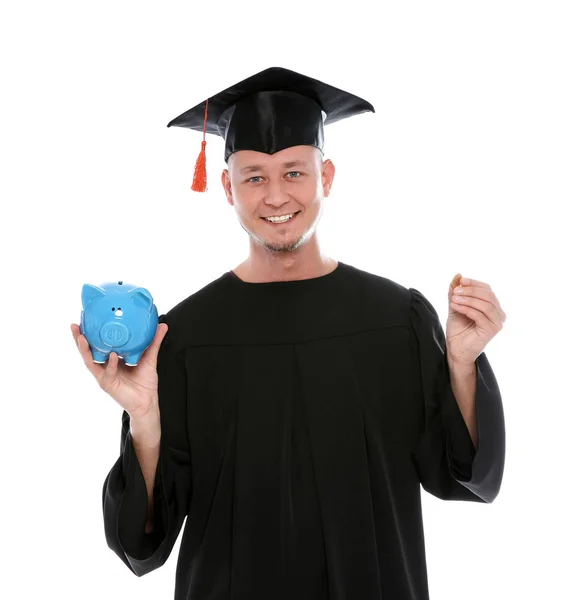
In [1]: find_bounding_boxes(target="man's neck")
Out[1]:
[232,256,338,283]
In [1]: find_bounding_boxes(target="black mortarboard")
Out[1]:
[167,66,375,192]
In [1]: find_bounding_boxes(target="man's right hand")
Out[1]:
[71,322,169,419]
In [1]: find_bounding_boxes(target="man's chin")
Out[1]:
[262,239,303,253]
[243,221,310,253]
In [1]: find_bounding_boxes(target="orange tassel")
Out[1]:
[191,98,209,192]
[191,140,207,192]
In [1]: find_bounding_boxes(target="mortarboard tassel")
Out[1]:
[191,98,209,192]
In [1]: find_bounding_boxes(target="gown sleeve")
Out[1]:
[409,288,505,503]
[102,313,193,576]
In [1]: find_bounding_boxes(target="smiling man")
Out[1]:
[223,144,336,282]
[101,67,506,600]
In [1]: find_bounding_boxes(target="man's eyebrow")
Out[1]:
[239,164,265,175]
[282,160,309,169]
[239,159,309,175]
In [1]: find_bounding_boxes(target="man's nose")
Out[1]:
[264,179,288,206]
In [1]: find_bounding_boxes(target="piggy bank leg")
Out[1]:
[124,352,143,367]
[92,350,108,363]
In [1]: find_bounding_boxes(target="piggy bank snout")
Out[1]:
[100,321,130,348]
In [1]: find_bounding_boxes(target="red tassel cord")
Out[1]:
[191,140,207,192]
[191,98,209,192]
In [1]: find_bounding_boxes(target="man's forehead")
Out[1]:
[231,147,318,173]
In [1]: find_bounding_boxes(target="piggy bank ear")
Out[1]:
[82,284,107,307]
[128,287,154,309]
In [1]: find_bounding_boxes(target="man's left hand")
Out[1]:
[446,276,507,366]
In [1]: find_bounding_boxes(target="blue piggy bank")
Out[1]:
[80,280,159,366]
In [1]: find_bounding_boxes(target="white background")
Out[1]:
[1,1,579,598]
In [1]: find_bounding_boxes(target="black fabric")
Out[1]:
[166,66,375,161]
[102,261,505,599]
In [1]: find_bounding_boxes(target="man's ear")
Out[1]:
[222,168,233,206]
[321,159,336,196]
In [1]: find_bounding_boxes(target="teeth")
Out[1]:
[266,213,294,223]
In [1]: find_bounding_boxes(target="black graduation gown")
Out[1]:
[102,261,505,600]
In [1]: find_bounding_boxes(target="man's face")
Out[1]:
[222,145,335,253]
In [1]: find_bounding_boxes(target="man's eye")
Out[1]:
[247,173,301,183]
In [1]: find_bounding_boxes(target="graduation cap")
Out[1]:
[166,66,375,192]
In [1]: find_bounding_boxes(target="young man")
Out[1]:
[94,66,506,599]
